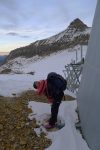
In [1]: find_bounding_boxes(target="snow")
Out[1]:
[0,47,90,150]
[0,74,34,96]
[0,47,87,97]
[73,28,91,39]
[28,101,90,150]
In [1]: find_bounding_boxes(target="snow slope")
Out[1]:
[0,46,87,97]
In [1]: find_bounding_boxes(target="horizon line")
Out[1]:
[0,52,9,55]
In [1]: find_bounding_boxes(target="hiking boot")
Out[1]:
[44,123,55,129]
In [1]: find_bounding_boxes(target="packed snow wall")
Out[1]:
[77,1,100,150]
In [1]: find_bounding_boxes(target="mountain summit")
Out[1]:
[69,18,88,31]
[6,18,91,61]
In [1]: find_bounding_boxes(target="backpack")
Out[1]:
[47,72,67,94]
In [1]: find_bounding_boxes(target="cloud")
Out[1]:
[7,32,19,36]
[20,35,30,38]
[0,0,19,22]
[6,32,30,38]
[0,0,33,30]
[0,0,70,32]
[0,0,96,33]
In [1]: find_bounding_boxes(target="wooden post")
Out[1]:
[80,45,83,60]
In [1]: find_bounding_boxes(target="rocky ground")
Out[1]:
[0,90,75,150]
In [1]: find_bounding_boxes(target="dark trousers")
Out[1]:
[49,101,61,125]
[49,91,64,125]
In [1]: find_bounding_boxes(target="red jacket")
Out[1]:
[36,80,54,103]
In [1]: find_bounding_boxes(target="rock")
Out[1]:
[0,124,3,130]
[20,138,27,145]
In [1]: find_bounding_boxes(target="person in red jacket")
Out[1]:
[33,79,64,129]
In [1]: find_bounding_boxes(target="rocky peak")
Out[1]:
[68,18,88,31]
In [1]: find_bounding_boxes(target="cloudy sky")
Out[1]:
[0,0,97,53]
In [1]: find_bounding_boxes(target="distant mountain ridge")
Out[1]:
[0,55,7,65]
[6,18,91,61]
